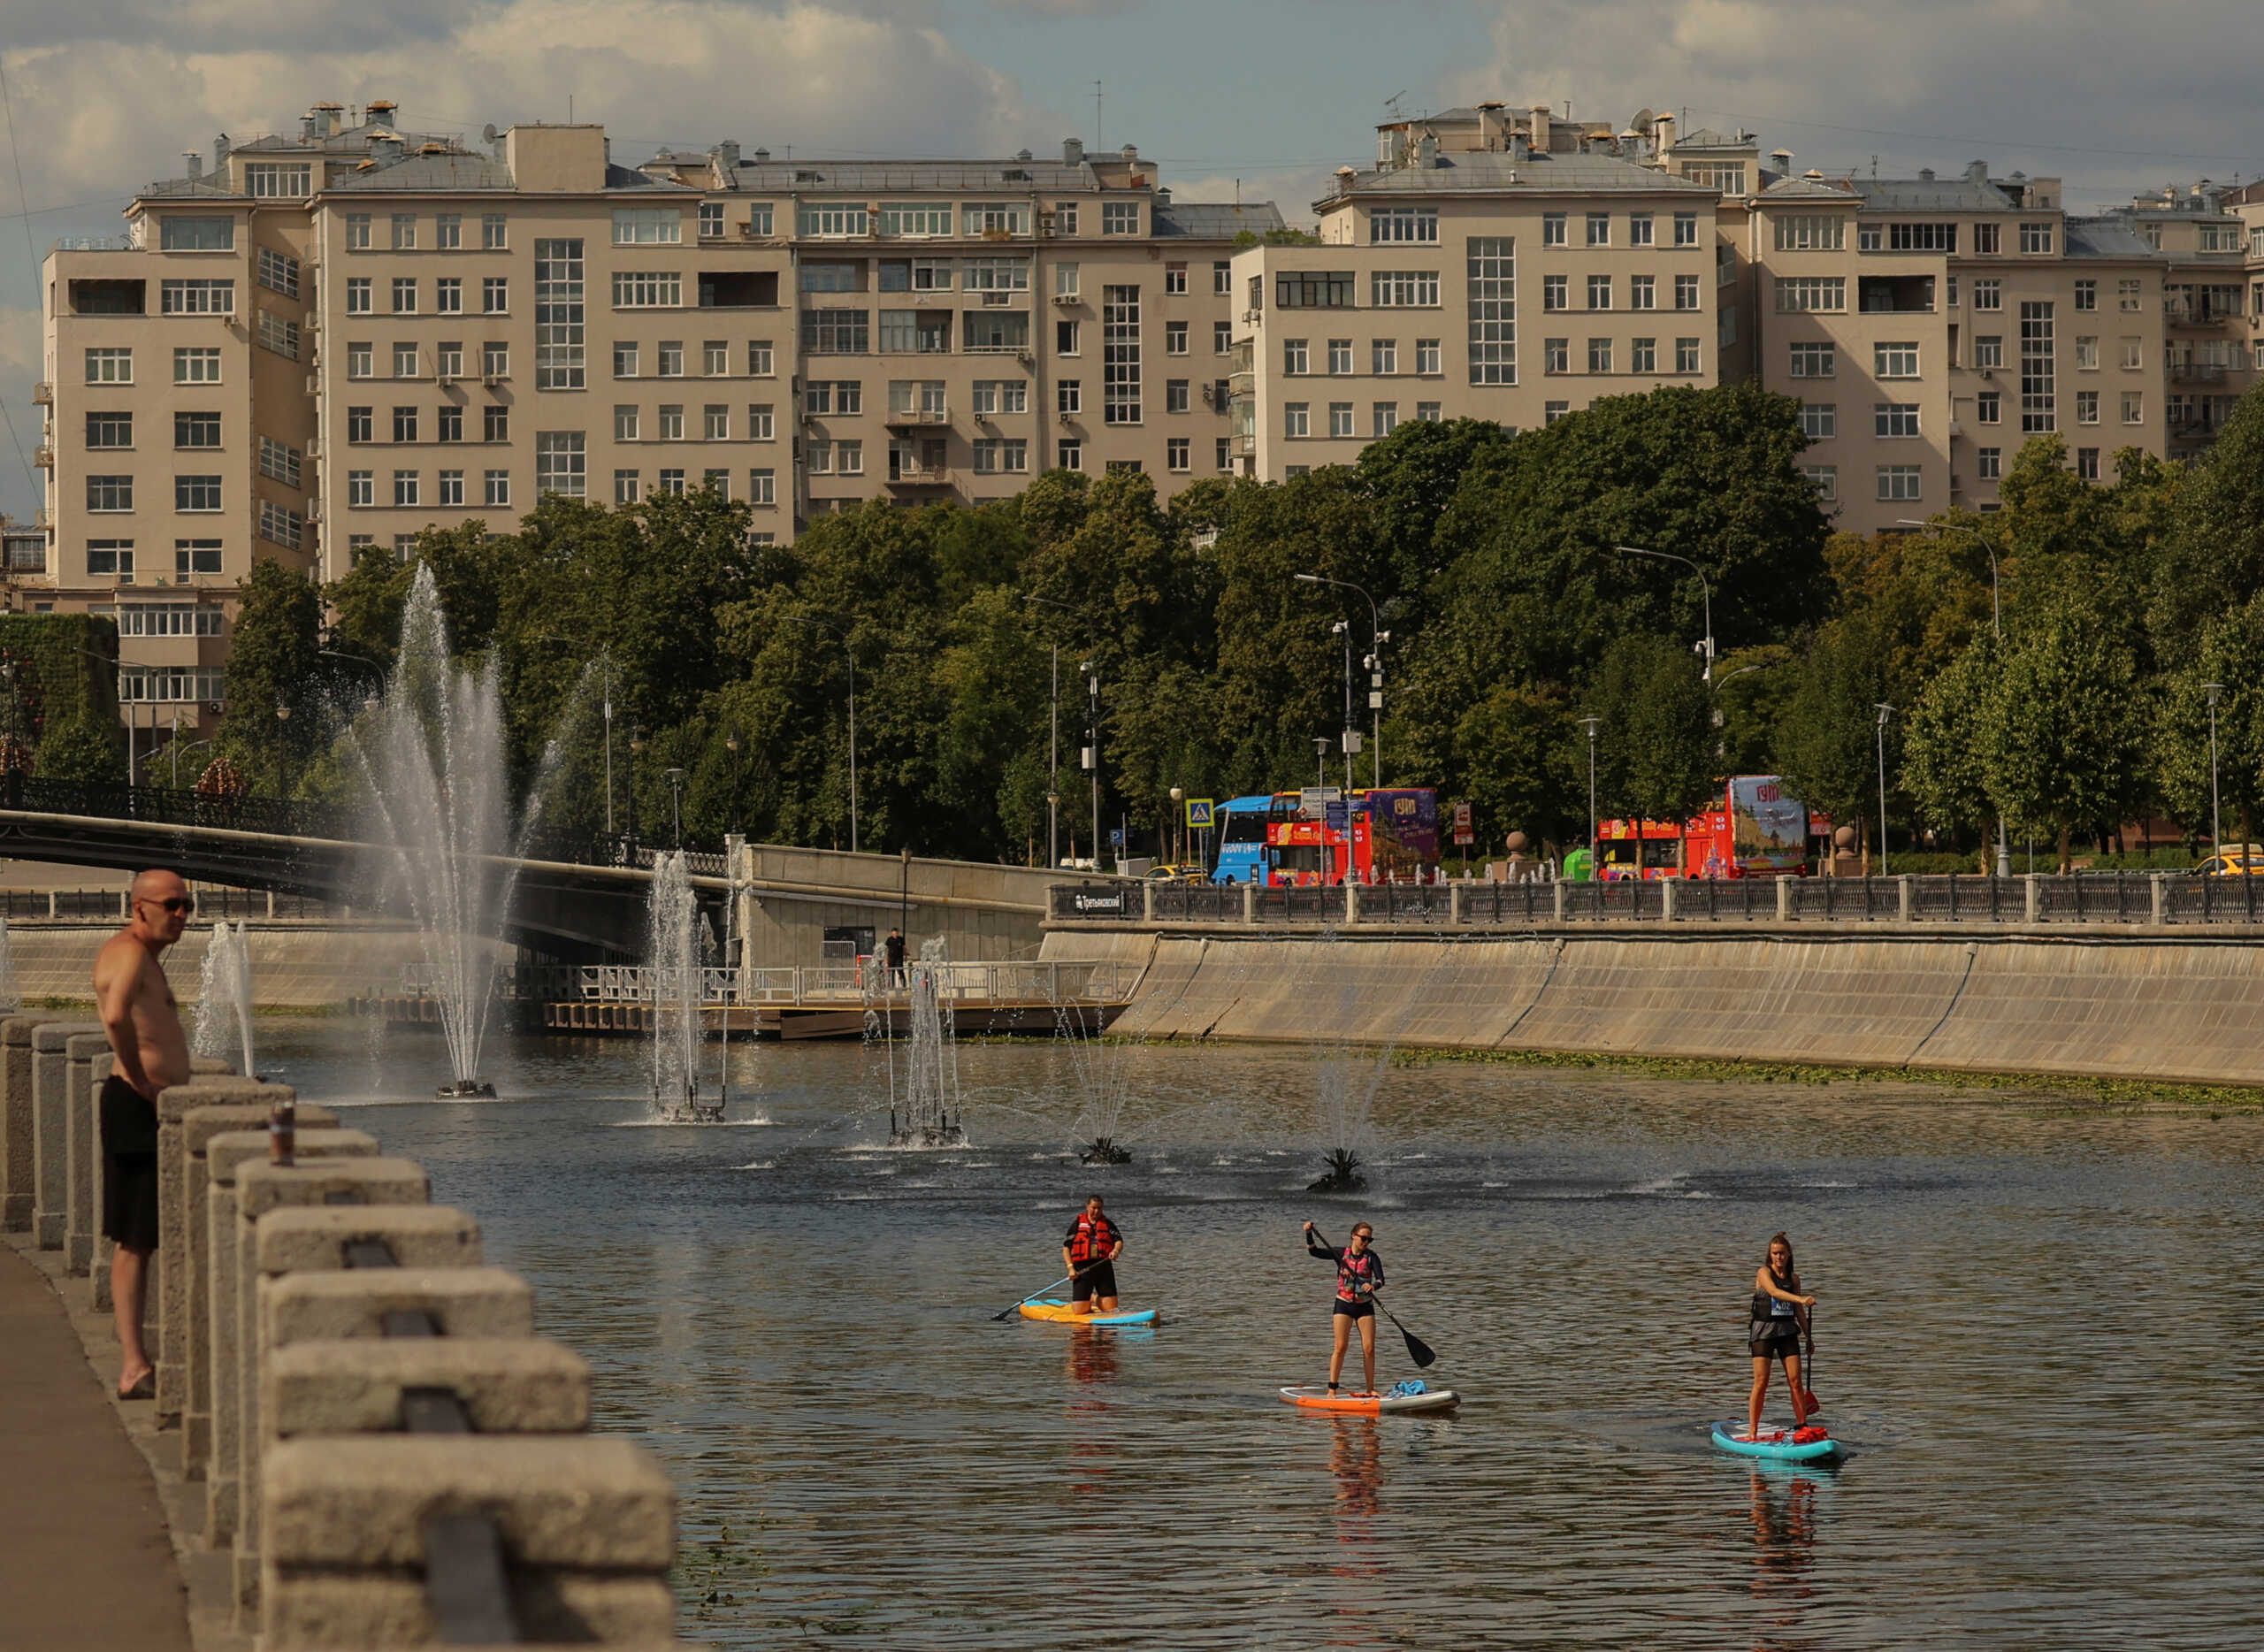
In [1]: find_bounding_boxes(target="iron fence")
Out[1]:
[1149,883,1244,923]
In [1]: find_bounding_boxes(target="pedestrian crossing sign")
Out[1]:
[1185,798,1215,829]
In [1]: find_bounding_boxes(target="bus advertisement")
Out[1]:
[1210,789,1442,884]
[1596,776,1825,879]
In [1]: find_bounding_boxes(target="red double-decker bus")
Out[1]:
[1595,776,1829,879]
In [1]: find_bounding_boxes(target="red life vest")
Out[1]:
[1067,1213,1117,1264]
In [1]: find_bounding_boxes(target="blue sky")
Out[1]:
[5,1,2264,524]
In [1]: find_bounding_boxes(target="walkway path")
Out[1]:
[0,1239,193,1651]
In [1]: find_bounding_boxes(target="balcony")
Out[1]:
[33,446,52,470]
[1858,273,1936,314]
[31,383,51,406]
[885,465,952,486]
[883,407,948,428]
[2170,362,2230,386]
[2165,296,2241,329]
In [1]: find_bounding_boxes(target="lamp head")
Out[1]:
[2205,682,2225,707]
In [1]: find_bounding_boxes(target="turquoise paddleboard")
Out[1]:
[1710,1422,1840,1462]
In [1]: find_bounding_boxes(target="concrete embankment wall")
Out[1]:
[1045,928,2264,1085]
[4,925,464,1010]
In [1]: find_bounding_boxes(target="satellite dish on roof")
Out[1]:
[482,124,498,144]
[1630,107,1656,133]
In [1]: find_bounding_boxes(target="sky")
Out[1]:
[5,0,2264,523]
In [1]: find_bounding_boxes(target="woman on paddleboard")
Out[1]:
[1062,1196,1126,1316]
[1304,1220,1385,1395]
[1745,1232,1817,1440]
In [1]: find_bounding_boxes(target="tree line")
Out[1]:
[174,378,2264,872]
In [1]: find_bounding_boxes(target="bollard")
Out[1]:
[264,1266,535,1347]
[261,1436,677,1649]
[203,1129,377,1548]
[64,1029,112,1276]
[265,1339,590,1440]
[0,1013,55,1231]
[172,1090,325,1446]
[31,1020,103,1250]
[232,1156,431,1623]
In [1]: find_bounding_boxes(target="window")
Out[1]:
[1676,337,1702,373]
[1801,465,1836,501]
[1216,435,1234,469]
[1673,212,1698,247]
[2076,336,2098,371]
[2118,279,2141,313]
[964,257,1030,293]
[437,404,463,443]
[1587,274,1612,311]
[1103,284,1141,424]
[256,248,300,299]
[484,470,509,506]
[1629,213,1655,248]
[655,341,683,377]
[1977,447,2002,480]
[86,412,134,448]
[1975,335,2003,369]
[971,379,1023,415]
[1876,464,1922,502]
[86,347,132,384]
[1682,163,1746,193]
[1629,274,1656,311]
[1056,380,1082,416]
[1284,402,1309,438]
[614,469,641,504]
[1275,271,1357,308]
[1773,215,1846,251]
[702,404,729,440]
[1058,439,1082,470]
[1587,337,1612,374]
[747,340,774,376]
[2075,446,2100,480]
[1213,320,1233,354]
[348,406,373,443]
[1630,337,1656,374]
[174,540,223,576]
[973,439,1029,473]
[2122,391,2144,424]
[242,161,313,200]
[614,405,640,441]
[1798,402,1835,440]
[1543,275,1568,312]
[481,213,507,250]
[346,215,372,249]
[700,468,729,497]
[1775,277,1845,313]
[87,540,134,576]
[1790,342,1836,379]
[2020,301,2054,432]
[1329,402,1354,438]
[435,277,462,314]
[1542,214,1567,247]
[1327,339,1352,375]
[438,470,464,507]
[965,310,1028,352]
[963,202,1031,236]
[160,279,233,315]
[1371,207,1439,244]
[2121,337,2143,370]
[1371,402,1398,438]
[1586,212,1610,247]
[874,202,951,238]
[2019,222,2054,254]
[1051,262,1082,302]
[1166,320,1189,355]
[535,431,585,497]
[1544,338,1569,374]
[483,277,509,313]
[804,309,869,354]
[1947,276,1959,308]
[1166,379,1190,414]
[87,476,133,512]
[2075,279,2097,312]
[392,404,419,443]
[1164,263,1188,295]
[1971,279,2001,311]
[657,405,685,441]
[1674,274,1700,310]
[172,410,219,449]
[433,342,463,380]
[697,203,723,241]
[1875,403,1920,438]
[434,213,462,250]
[749,403,776,440]
[391,215,417,250]
[1102,202,1140,235]
[175,474,222,512]
[1214,262,1232,295]
[175,347,222,384]
[700,340,728,377]
[385,277,414,315]
[2076,389,2100,424]
[481,340,509,379]
[160,216,233,250]
[1977,391,2001,424]
[613,271,683,309]
[393,343,420,379]
[1372,339,1397,375]
[348,470,373,507]
[485,403,510,443]
[1874,342,1919,379]
[1544,402,1569,425]
[836,440,864,475]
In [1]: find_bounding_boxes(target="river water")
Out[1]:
[255,1017,2263,1650]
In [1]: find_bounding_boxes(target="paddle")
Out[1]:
[1309,1224,1436,1370]
[990,1264,1096,1321]
[1801,1304,1821,1415]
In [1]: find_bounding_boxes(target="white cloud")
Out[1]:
[1172,166,1330,231]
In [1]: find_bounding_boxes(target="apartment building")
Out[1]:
[32,102,1281,735]
[2100,181,2259,457]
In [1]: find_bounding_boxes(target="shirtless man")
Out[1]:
[93,869,193,1399]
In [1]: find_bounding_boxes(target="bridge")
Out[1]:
[0,780,1068,966]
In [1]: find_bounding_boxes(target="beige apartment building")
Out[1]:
[30,102,1281,737]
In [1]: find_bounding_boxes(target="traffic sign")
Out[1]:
[1452,800,1475,845]
[1108,828,1126,848]
[1324,801,1349,832]
[1185,797,1215,828]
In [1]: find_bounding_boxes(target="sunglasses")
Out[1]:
[139,896,195,915]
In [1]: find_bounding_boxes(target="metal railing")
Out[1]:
[565,959,1133,1006]
[0,884,349,921]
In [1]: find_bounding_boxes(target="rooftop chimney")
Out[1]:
[367,99,397,127]
[1771,148,1793,175]
[1964,159,1988,184]
[183,151,202,180]
[371,134,406,166]
[1531,104,1552,155]
[753,147,769,164]
[300,112,317,141]
[213,134,230,170]
[314,103,344,139]
[714,140,740,170]
[1120,143,1137,161]
[1063,136,1084,165]
[1417,133,1438,168]
[1918,166,1935,182]
[1653,111,1673,157]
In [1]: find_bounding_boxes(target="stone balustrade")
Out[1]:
[0,1013,687,1647]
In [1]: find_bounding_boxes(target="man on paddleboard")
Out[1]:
[1304,1220,1385,1395]
[1062,1195,1125,1315]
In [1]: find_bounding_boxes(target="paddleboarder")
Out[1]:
[1744,1231,1817,1441]
[1061,1195,1125,1316]
[1304,1219,1385,1395]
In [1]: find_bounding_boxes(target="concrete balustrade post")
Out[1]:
[0,1013,54,1231]
[2024,875,2041,924]
[1450,883,1468,925]
[1241,882,1256,925]
[1660,879,1679,922]
[1141,880,1156,922]
[1777,876,1794,922]
[173,1090,325,1448]
[264,1266,535,1347]
[64,1029,112,1276]
[1898,876,1914,923]
[1343,882,1361,928]
[2152,873,2167,926]
[203,1128,378,1551]
[260,1435,677,1648]
[265,1336,590,1440]
[1552,880,1566,922]
[31,1020,103,1250]
[231,1155,431,1622]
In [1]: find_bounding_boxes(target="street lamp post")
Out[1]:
[275,702,294,800]
[1579,715,1602,872]
[1313,736,1329,789]
[627,727,645,845]
[1902,518,2008,876]
[664,766,686,849]
[1022,595,1080,869]
[2204,683,2225,853]
[786,616,858,853]
[1615,546,1713,683]
[1081,662,1102,870]
[1874,703,1897,876]
[1170,784,1184,868]
[1331,619,1354,792]
[725,731,742,834]
[1293,572,1387,787]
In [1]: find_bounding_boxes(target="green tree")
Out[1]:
[1773,616,1893,838]
[216,561,324,796]
[1901,632,2000,843]
[2151,383,2264,662]
[2152,592,2264,849]
[1590,633,1713,827]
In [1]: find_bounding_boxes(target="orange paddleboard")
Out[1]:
[1279,1384,1459,1415]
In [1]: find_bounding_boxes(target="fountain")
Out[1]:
[192,920,256,1079]
[888,939,965,1147]
[1053,985,1135,1165]
[1304,942,1451,1195]
[348,566,526,1099]
[647,851,723,1122]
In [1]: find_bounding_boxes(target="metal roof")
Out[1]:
[2063,218,2168,261]
[1331,151,1717,199]
[1153,200,1288,238]
[1850,177,2016,211]
[1763,174,1861,202]
[328,153,516,193]
[723,159,1099,193]
[1672,127,1755,150]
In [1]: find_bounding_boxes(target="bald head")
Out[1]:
[130,868,187,904]
[127,868,192,944]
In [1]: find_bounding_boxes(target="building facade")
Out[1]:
[31,103,1281,736]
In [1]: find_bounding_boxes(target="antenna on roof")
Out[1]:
[1870,154,1878,179]
[1383,90,1406,119]
[1092,80,1104,153]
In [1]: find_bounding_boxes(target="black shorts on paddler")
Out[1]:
[1334,1297,1375,1322]
[1749,1325,1801,1361]
[1071,1260,1118,1302]
[99,1074,160,1253]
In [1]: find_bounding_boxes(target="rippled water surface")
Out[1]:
[256,1019,2264,1649]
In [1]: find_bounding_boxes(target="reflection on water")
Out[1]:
[254,1020,2264,1649]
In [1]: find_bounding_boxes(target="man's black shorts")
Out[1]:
[1070,1260,1118,1302]
[99,1074,159,1252]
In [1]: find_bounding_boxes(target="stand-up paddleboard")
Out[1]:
[1280,1382,1459,1416]
[1710,1421,1840,1461]
[1018,1299,1161,1327]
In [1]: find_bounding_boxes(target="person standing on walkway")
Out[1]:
[92,870,194,1400]
[1304,1219,1385,1395]
[1744,1231,1817,1440]
[883,927,907,989]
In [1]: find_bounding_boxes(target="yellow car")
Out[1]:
[2194,844,2264,876]
[1143,862,1213,884]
